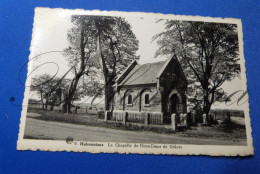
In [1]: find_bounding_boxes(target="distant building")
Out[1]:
[109,57,187,122]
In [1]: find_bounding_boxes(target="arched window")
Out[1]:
[145,94,149,105]
[128,94,132,104]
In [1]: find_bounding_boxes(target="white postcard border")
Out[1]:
[17,7,254,156]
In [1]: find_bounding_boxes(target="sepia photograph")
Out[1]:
[17,8,253,156]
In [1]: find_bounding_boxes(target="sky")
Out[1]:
[27,8,248,110]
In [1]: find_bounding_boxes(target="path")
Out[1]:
[23,118,246,145]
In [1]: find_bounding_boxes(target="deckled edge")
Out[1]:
[17,7,254,156]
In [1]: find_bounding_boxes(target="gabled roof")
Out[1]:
[116,57,187,87]
[115,60,137,84]
[118,60,167,86]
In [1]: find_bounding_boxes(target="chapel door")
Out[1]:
[170,94,179,114]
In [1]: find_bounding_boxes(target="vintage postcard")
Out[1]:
[17,7,254,156]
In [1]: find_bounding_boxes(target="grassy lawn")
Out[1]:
[179,122,246,142]
[27,107,105,126]
[26,108,247,142]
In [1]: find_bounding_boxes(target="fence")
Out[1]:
[28,104,60,111]
[28,103,103,115]
[163,113,172,125]
[209,110,245,120]
[108,111,163,125]
[111,111,125,121]
[126,112,144,124]
[148,113,164,125]
[103,110,184,131]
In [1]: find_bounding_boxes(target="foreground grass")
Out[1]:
[179,122,246,142]
[27,109,176,135]
[27,108,247,142]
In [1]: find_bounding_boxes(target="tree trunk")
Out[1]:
[61,100,72,113]
[201,84,209,117]
[96,34,109,110]
[40,92,45,110]
[44,103,48,110]
[202,91,213,124]
[104,80,116,111]
[61,27,86,113]
[202,103,211,117]
[104,83,109,110]
[61,76,80,113]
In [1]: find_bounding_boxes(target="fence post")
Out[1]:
[144,112,149,127]
[104,111,108,122]
[122,112,126,125]
[171,113,176,131]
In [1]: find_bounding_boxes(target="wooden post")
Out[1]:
[104,111,108,122]
[122,112,126,125]
[144,112,149,127]
[160,113,163,124]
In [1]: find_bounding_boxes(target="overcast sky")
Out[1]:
[27,8,248,110]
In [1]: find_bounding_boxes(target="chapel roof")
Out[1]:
[119,60,166,86]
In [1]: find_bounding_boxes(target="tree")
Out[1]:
[67,15,139,110]
[30,74,62,110]
[61,16,98,113]
[153,20,240,116]
[30,73,94,111]
[31,74,51,109]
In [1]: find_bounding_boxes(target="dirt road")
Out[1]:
[23,118,246,145]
